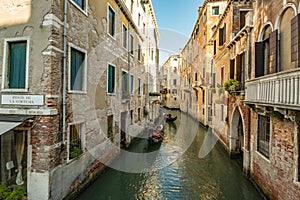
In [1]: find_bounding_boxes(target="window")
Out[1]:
[108,6,115,37]
[138,108,141,121]
[130,0,134,13]
[143,83,145,94]
[172,89,177,94]
[123,25,128,49]
[173,79,177,86]
[130,110,133,124]
[130,35,134,55]
[71,0,86,11]
[202,90,205,103]
[2,38,28,90]
[219,24,226,46]
[257,115,270,158]
[212,6,219,15]
[221,105,224,121]
[107,64,115,93]
[138,13,141,26]
[213,40,217,55]
[151,49,154,60]
[255,25,275,77]
[69,123,83,160]
[70,46,86,92]
[195,73,198,82]
[138,78,141,95]
[122,71,129,99]
[240,11,248,30]
[138,44,141,61]
[221,67,224,84]
[130,74,134,94]
[107,115,114,141]
[143,23,146,34]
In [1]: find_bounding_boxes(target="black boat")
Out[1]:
[166,116,177,122]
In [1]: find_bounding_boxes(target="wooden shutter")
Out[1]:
[269,30,278,73]
[230,59,235,79]
[108,65,115,93]
[291,14,300,66]
[236,54,241,83]
[219,27,223,46]
[223,24,226,44]
[255,42,264,77]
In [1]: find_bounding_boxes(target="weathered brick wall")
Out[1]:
[251,112,300,200]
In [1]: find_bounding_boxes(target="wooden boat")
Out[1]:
[166,116,177,122]
[147,125,164,145]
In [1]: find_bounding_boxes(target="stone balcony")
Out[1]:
[245,68,300,110]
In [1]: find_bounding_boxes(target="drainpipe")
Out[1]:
[62,0,67,149]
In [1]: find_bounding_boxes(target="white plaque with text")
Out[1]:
[1,95,44,106]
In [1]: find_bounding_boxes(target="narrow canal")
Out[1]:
[77,110,263,200]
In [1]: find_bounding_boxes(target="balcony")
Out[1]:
[245,68,300,110]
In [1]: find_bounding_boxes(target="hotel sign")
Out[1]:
[1,95,44,106]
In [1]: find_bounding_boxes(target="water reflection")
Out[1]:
[77,110,263,200]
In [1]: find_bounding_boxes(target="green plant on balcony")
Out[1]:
[223,79,240,94]
[0,184,26,200]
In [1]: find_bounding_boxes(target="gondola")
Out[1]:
[147,125,164,145]
[166,116,177,122]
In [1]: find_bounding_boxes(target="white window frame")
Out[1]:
[130,34,134,56]
[2,37,30,92]
[107,63,116,95]
[107,3,116,39]
[212,6,220,16]
[130,73,134,95]
[67,122,85,162]
[122,23,128,50]
[69,0,88,16]
[68,43,87,94]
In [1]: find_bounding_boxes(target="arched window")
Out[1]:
[279,7,295,71]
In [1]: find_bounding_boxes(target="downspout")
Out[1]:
[62,0,67,149]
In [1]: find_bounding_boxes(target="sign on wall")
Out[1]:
[1,95,44,106]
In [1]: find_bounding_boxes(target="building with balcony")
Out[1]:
[160,55,181,109]
[0,0,159,199]
[244,0,300,199]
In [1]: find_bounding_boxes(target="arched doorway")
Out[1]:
[230,107,244,158]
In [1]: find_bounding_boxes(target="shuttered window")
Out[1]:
[219,24,226,46]
[108,64,115,93]
[122,71,129,99]
[123,25,128,49]
[70,47,84,91]
[230,59,235,79]
[291,14,300,67]
[138,78,141,95]
[108,6,115,37]
[269,30,278,73]
[255,42,264,77]
[8,41,27,89]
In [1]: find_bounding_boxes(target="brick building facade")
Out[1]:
[0,0,159,199]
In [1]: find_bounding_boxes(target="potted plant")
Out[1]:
[223,79,240,94]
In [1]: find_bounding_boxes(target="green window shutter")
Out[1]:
[9,42,26,89]
[108,65,115,93]
[71,48,84,91]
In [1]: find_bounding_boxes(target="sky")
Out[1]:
[151,0,204,65]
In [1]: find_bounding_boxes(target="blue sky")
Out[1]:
[152,0,204,64]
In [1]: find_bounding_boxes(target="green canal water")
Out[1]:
[77,110,263,200]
